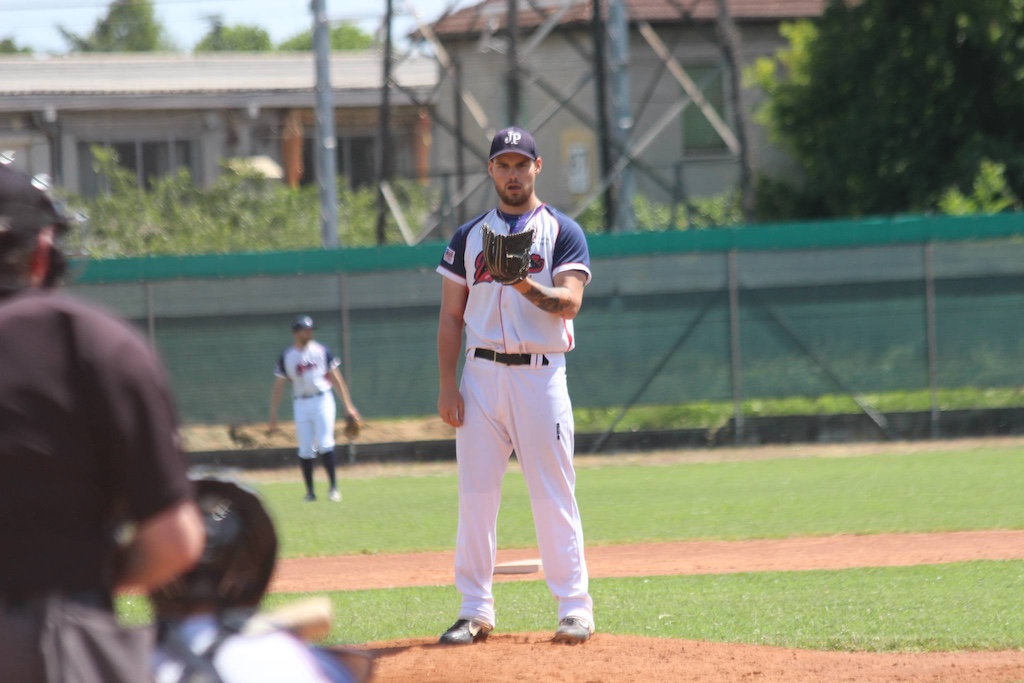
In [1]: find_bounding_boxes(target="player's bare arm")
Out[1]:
[114,499,204,593]
[437,278,468,427]
[268,376,287,431]
[512,271,587,319]
[328,367,360,419]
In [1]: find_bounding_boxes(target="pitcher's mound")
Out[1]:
[361,633,1024,683]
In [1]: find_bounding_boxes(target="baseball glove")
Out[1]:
[481,223,535,285]
[344,414,361,439]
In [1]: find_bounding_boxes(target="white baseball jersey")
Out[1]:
[275,341,340,458]
[436,204,591,355]
[275,341,338,398]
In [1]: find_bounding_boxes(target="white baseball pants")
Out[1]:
[293,392,336,459]
[453,352,593,628]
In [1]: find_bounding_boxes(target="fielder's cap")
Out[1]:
[489,126,539,161]
[0,163,69,237]
[292,315,315,331]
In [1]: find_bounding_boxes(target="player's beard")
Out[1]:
[494,177,534,209]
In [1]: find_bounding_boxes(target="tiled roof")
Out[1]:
[0,51,436,97]
[429,0,823,38]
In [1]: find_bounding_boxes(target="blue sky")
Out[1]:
[0,0,470,53]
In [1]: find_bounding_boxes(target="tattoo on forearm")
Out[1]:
[521,284,570,314]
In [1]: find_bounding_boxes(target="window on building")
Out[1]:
[301,135,378,189]
[77,139,199,197]
[681,66,728,153]
[348,136,376,188]
[300,132,412,189]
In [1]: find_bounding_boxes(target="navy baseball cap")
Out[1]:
[0,163,69,237]
[292,315,315,331]
[489,127,539,161]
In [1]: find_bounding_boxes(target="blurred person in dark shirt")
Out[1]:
[0,162,205,683]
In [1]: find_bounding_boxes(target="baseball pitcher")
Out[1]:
[436,126,595,646]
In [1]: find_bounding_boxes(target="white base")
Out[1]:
[494,558,543,575]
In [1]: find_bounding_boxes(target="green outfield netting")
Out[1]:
[67,215,1024,426]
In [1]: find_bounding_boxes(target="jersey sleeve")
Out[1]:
[273,351,288,379]
[550,211,592,284]
[324,345,341,371]
[436,213,485,285]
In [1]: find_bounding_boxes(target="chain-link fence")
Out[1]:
[68,215,1024,436]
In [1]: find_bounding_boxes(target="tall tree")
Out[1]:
[750,0,1024,218]
[59,0,175,53]
[194,16,272,52]
[277,22,374,51]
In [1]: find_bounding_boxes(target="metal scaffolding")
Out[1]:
[356,0,756,242]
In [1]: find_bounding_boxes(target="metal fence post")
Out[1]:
[924,242,940,439]
[727,249,744,445]
[145,282,156,343]
[338,273,356,463]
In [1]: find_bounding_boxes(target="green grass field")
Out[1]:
[121,444,1024,652]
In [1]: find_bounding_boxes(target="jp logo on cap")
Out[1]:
[489,127,539,161]
[292,315,315,331]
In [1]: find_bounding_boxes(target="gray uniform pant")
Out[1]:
[0,593,151,683]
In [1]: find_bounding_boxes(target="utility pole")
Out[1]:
[312,0,338,248]
[506,0,521,125]
[609,0,633,232]
[591,0,615,231]
[453,57,468,226]
[714,0,756,222]
[376,0,394,244]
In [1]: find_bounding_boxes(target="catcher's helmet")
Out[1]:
[150,477,278,615]
[292,314,315,331]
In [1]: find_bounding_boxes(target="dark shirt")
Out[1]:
[0,290,192,597]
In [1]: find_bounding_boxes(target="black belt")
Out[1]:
[474,348,549,366]
[294,390,328,400]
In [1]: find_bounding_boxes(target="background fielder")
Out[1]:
[269,315,360,502]
[436,126,595,645]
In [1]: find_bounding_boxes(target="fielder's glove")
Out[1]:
[481,223,535,285]
[344,414,362,439]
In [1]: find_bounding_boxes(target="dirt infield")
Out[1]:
[364,636,1024,683]
[274,531,1024,682]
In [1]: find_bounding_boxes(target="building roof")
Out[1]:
[0,51,438,112]
[429,0,823,39]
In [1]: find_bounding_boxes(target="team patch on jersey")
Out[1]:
[443,247,456,265]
